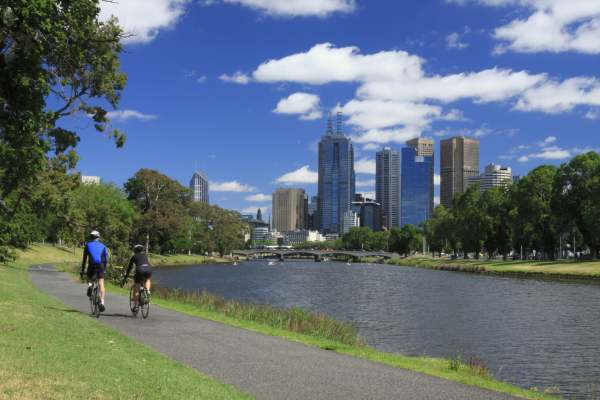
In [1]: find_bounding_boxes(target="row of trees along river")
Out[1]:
[299,152,600,261]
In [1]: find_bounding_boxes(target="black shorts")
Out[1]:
[134,270,152,284]
[87,264,106,280]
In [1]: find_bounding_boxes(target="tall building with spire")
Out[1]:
[190,171,209,203]
[318,112,355,234]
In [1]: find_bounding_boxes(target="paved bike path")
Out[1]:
[29,265,518,400]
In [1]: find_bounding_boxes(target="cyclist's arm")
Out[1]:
[80,246,88,275]
[101,246,108,268]
[124,256,135,279]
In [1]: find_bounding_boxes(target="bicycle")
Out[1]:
[88,275,101,318]
[126,278,150,319]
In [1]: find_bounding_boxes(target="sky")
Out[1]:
[72,0,600,217]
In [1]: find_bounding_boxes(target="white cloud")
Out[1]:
[274,93,322,120]
[253,43,424,85]
[355,158,376,175]
[342,99,441,131]
[356,179,376,188]
[275,166,318,184]
[586,109,600,120]
[247,42,600,144]
[241,206,270,214]
[434,174,441,186]
[451,0,600,54]
[362,143,381,151]
[245,193,272,202]
[220,0,355,17]
[220,71,251,85]
[446,32,469,49]
[196,76,208,84]
[210,181,257,192]
[518,146,572,163]
[540,136,557,145]
[106,109,157,121]
[100,0,190,44]
[515,77,600,113]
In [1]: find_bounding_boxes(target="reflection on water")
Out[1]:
[154,260,600,399]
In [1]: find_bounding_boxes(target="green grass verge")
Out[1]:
[387,256,600,280]
[1,251,251,399]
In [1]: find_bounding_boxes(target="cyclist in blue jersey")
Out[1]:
[80,230,109,312]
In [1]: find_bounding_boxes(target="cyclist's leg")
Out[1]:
[97,266,106,305]
[144,271,152,293]
[133,273,142,305]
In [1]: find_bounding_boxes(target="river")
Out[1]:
[153,260,600,399]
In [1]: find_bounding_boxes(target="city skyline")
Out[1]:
[70,1,599,218]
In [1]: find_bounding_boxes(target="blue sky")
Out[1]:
[73,0,600,216]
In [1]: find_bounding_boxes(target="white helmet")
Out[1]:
[90,230,100,238]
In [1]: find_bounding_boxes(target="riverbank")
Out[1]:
[1,247,250,399]
[387,256,600,280]
[15,244,234,268]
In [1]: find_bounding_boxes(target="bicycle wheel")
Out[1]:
[92,285,100,318]
[129,286,139,316]
[89,286,95,314]
[140,289,150,319]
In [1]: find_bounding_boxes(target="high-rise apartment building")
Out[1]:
[400,147,434,227]
[272,188,308,232]
[318,113,355,234]
[406,137,435,218]
[376,148,400,229]
[190,171,209,203]
[440,136,480,208]
[468,163,513,192]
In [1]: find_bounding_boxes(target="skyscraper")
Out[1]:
[272,188,308,232]
[440,136,480,208]
[376,148,400,229]
[406,137,435,218]
[318,113,355,234]
[406,137,434,157]
[190,171,209,203]
[401,147,434,227]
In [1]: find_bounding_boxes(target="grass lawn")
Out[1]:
[390,256,600,279]
[1,247,251,400]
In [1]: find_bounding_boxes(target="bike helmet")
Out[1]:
[90,230,100,238]
[133,244,144,252]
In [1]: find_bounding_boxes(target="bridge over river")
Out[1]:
[231,249,398,262]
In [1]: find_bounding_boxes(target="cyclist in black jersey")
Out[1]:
[121,245,153,305]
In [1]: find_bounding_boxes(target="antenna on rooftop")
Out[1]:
[326,113,334,135]
[336,110,343,135]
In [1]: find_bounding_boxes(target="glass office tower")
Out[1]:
[190,171,209,203]
[400,147,433,227]
[318,114,355,234]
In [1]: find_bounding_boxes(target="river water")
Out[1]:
[153,260,600,399]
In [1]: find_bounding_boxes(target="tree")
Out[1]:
[553,152,600,259]
[68,183,137,265]
[453,185,487,259]
[480,187,513,260]
[124,169,190,253]
[512,165,559,260]
[342,227,373,250]
[389,225,421,257]
[424,205,454,257]
[0,0,127,257]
